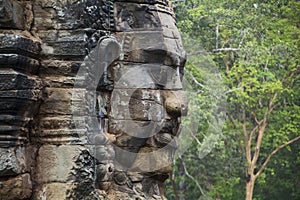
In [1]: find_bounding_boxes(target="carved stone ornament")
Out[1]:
[0,0,187,199]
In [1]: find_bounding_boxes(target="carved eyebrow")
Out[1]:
[147,66,183,90]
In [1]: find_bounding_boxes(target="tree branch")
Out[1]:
[179,157,206,197]
[251,112,260,126]
[282,65,300,86]
[249,125,259,143]
[227,114,238,129]
[212,48,240,52]
[255,135,300,178]
[186,126,202,147]
[185,69,206,89]
[170,171,180,200]
[251,117,267,166]
[252,92,277,162]
[243,122,252,165]
[216,24,219,50]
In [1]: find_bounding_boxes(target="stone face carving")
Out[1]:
[0,0,186,199]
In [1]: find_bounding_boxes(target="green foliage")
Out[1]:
[169,0,300,199]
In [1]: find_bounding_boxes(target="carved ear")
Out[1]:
[97,37,121,89]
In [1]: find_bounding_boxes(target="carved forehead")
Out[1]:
[114,2,186,67]
[115,31,186,67]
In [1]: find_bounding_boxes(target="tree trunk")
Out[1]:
[245,176,255,200]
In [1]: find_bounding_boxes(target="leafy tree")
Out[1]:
[169,0,300,199]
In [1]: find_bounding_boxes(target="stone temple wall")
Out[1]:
[0,0,187,199]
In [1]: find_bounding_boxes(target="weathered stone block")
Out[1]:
[0,147,27,176]
[128,89,162,102]
[36,145,85,183]
[42,76,78,88]
[131,146,174,173]
[164,37,186,66]
[110,99,164,121]
[116,0,170,6]
[0,173,32,200]
[112,63,183,90]
[37,30,86,59]
[0,127,28,147]
[109,119,162,138]
[116,30,185,66]
[39,88,93,116]
[0,90,41,101]
[34,182,104,200]
[0,0,33,30]
[115,134,148,147]
[32,129,87,145]
[34,0,115,30]
[44,88,85,102]
[0,69,41,90]
[115,3,161,31]
[114,146,139,169]
[0,54,40,74]
[116,31,166,64]
[39,116,85,130]
[0,115,29,126]
[157,11,177,30]
[0,98,39,116]
[40,60,81,77]
[0,34,41,57]
[33,183,72,200]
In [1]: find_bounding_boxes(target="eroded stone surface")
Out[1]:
[36,145,85,183]
[0,0,186,199]
[0,147,27,176]
[0,173,32,200]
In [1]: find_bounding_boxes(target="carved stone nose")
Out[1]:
[164,91,188,117]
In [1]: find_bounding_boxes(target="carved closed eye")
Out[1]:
[149,68,168,88]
